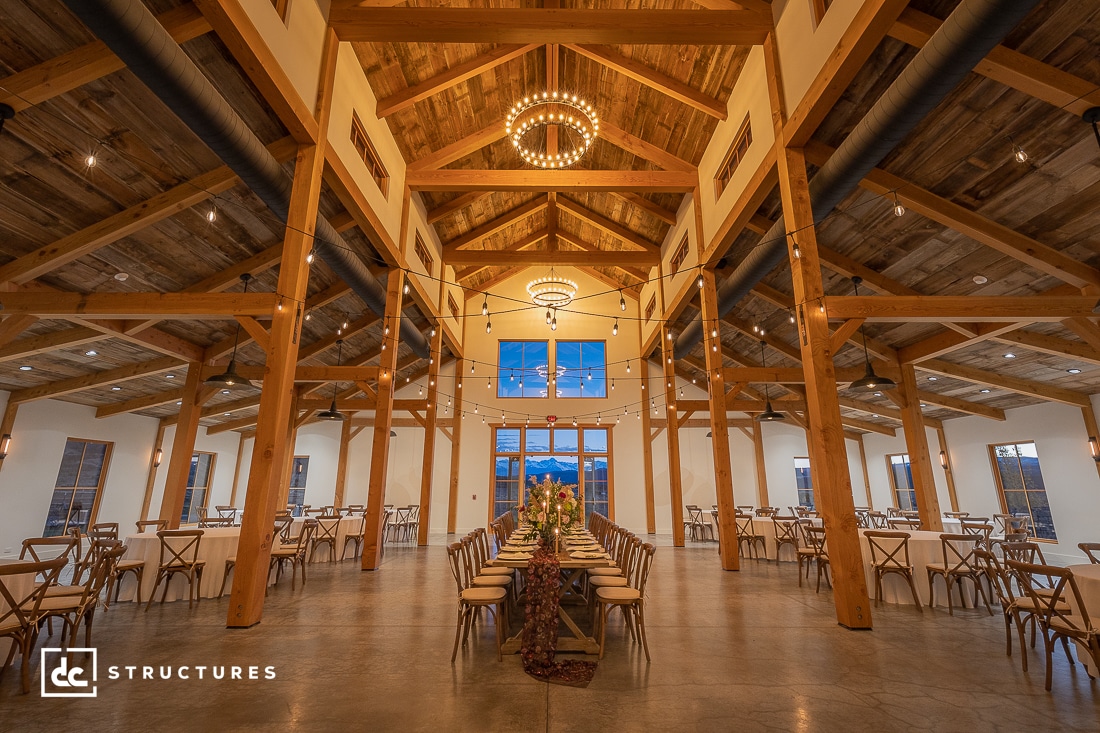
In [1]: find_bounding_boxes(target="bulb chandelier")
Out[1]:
[527,267,578,308]
[506,91,599,169]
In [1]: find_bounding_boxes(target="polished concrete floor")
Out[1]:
[2,535,1098,732]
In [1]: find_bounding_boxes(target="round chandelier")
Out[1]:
[527,268,578,308]
[506,91,599,168]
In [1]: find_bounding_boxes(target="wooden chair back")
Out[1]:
[772,517,800,545]
[136,519,168,533]
[215,506,236,518]
[155,529,204,569]
[887,517,921,531]
[1080,542,1100,564]
[90,522,120,540]
[0,557,66,634]
[1007,560,1093,642]
[198,517,234,528]
[866,511,888,529]
[938,533,982,575]
[865,531,912,570]
[19,537,79,581]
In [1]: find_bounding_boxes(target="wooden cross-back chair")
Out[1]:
[446,541,505,663]
[0,557,66,693]
[772,516,801,562]
[145,529,205,611]
[926,534,993,616]
[734,514,766,560]
[865,531,922,609]
[19,537,79,584]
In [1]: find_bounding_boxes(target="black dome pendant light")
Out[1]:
[204,273,255,390]
[317,339,347,421]
[755,339,785,422]
[847,276,897,392]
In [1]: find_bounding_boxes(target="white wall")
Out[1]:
[148,424,249,520]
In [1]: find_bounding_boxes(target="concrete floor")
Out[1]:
[1,535,1098,732]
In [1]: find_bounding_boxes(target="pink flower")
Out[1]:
[537,512,547,522]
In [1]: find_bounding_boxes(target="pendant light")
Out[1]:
[847,276,897,392]
[317,339,347,421]
[204,273,256,390]
[755,339,785,422]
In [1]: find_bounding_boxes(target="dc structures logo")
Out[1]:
[40,648,97,698]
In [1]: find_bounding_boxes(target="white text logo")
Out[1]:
[41,648,97,698]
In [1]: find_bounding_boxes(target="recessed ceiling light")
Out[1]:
[221,389,230,395]
[176,401,182,406]
[166,374,175,379]
[871,414,879,418]
[114,272,129,282]
[972,275,988,285]
[980,389,991,394]
[1067,368,1082,374]
[920,403,927,408]
[224,412,231,416]
[1003,353,1016,359]
[927,376,937,381]
[111,386,121,391]
[18,365,32,371]
[85,350,97,356]
[873,392,883,397]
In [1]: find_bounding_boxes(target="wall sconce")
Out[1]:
[0,433,11,459]
[1090,436,1100,463]
[938,450,948,470]
[153,447,163,468]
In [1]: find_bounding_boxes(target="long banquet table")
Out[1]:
[117,527,243,603]
[1067,563,1100,676]
[0,558,35,658]
[289,515,363,562]
[858,529,981,608]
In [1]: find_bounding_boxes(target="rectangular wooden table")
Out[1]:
[488,542,613,655]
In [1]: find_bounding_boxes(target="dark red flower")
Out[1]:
[558,491,567,499]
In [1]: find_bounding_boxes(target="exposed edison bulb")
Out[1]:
[482,298,488,316]
[550,316,557,331]
[711,328,718,338]
[792,243,802,259]
[697,273,704,288]
[403,281,410,295]
[626,361,631,373]
[305,311,312,321]
[1013,145,1028,163]
[612,319,618,336]
[485,319,492,334]
[206,207,217,224]
[789,311,796,324]
[85,152,98,168]
[546,309,552,325]
[620,293,626,312]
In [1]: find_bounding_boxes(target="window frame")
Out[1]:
[447,293,460,322]
[413,231,434,277]
[645,295,657,323]
[287,455,310,508]
[885,453,917,511]
[350,112,390,198]
[182,451,217,524]
[496,340,550,399]
[554,340,608,400]
[714,115,752,199]
[988,441,1057,542]
[669,234,690,275]
[43,438,113,537]
[271,0,290,22]
[793,456,814,510]
[488,425,614,527]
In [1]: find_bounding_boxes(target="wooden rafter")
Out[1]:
[823,295,1100,323]
[406,170,696,192]
[0,292,278,319]
[556,197,659,250]
[442,197,548,254]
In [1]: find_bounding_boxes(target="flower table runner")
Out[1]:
[521,543,597,687]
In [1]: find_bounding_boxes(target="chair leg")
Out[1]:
[1044,632,1055,691]
[636,603,651,662]
[495,602,503,662]
[598,603,611,660]
[451,606,464,663]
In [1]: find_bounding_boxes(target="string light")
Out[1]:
[403,281,410,295]
[84,151,98,168]
[482,296,489,316]
[792,242,802,259]
[587,368,593,381]
[505,91,599,168]
[696,270,704,288]
[206,206,218,224]
[612,319,618,336]
[305,310,312,321]
[789,310,796,324]
[619,292,626,311]
[626,361,631,373]
[550,315,557,331]
[487,377,492,389]
[892,192,905,217]
[546,308,552,325]
[485,316,492,334]
[611,379,615,391]
[1006,135,1028,163]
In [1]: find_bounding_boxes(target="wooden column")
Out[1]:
[333,417,352,507]
[0,401,20,475]
[1081,405,1100,481]
[935,427,960,512]
[417,327,443,545]
[228,431,247,508]
[362,270,405,570]
[898,365,943,530]
[226,145,323,628]
[140,419,168,521]
[752,425,770,506]
[639,355,656,533]
[700,271,739,570]
[857,434,874,510]
[447,358,464,533]
[766,35,871,630]
[159,364,203,528]
[662,327,685,547]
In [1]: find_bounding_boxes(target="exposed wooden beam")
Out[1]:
[610,192,678,227]
[564,44,726,120]
[915,390,1006,421]
[0,292,277,319]
[454,229,549,280]
[824,295,1100,323]
[723,366,901,383]
[463,267,524,296]
[95,388,184,419]
[442,197,548,253]
[897,322,1027,364]
[407,124,509,172]
[197,365,381,382]
[0,326,103,363]
[329,8,772,45]
[919,358,1092,408]
[993,328,1100,367]
[445,248,658,267]
[376,44,539,118]
[598,123,696,172]
[0,316,39,350]
[406,170,696,192]
[1062,317,1100,355]
[557,197,658,250]
[8,356,181,404]
[830,319,866,355]
[425,191,494,225]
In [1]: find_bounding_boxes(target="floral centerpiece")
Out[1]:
[518,476,582,546]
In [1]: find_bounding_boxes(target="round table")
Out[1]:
[1067,563,1100,675]
[290,515,364,562]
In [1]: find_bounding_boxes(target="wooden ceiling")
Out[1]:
[0,0,1096,438]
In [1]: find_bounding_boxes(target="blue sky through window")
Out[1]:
[556,341,606,398]
[497,341,549,398]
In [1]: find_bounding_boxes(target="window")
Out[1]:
[715,115,752,198]
[812,0,834,24]
[351,113,389,197]
[181,452,216,524]
[645,295,657,322]
[556,341,607,399]
[287,456,309,508]
[270,0,290,21]
[669,234,689,275]
[990,442,1057,541]
[886,454,916,511]
[43,439,112,536]
[497,341,549,398]
[448,293,460,322]
[793,457,814,509]
[413,232,434,276]
[491,426,613,526]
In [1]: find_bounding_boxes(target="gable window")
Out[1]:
[351,113,389,197]
[270,0,290,21]
[413,232,434,276]
[448,293,460,322]
[182,452,216,524]
[669,234,690,275]
[794,457,814,509]
[287,456,309,509]
[43,439,112,537]
[715,115,752,199]
[645,295,657,322]
[886,453,916,511]
[556,341,606,399]
[497,341,549,398]
[990,442,1057,541]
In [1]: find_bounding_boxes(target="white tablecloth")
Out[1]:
[1067,564,1100,675]
[290,516,363,562]
[0,559,35,658]
[859,529,980,608]
[118,527,242,603]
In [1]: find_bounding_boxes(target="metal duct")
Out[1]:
[60,0,430,358]
[674,0,1041,359]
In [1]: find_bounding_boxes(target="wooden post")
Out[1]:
[417,327,443,545]
[898,365,943,530]
[277,390,301,509]
[362,270,405,570]
[766,35,871,629]
[0,401,20,475]
[639,355,656,533]
[935,427,959,512]
[700,271,739,570]
[447,357,464,533]
[140,419,168,521]
[857,434,874,510]
[1081,405,1100,481]
[662,326,685,547]
[228,431,247,508]
[752,425,770,506]
[226,145,324,629]
[159,364,203,528]
[333,416,352,506]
